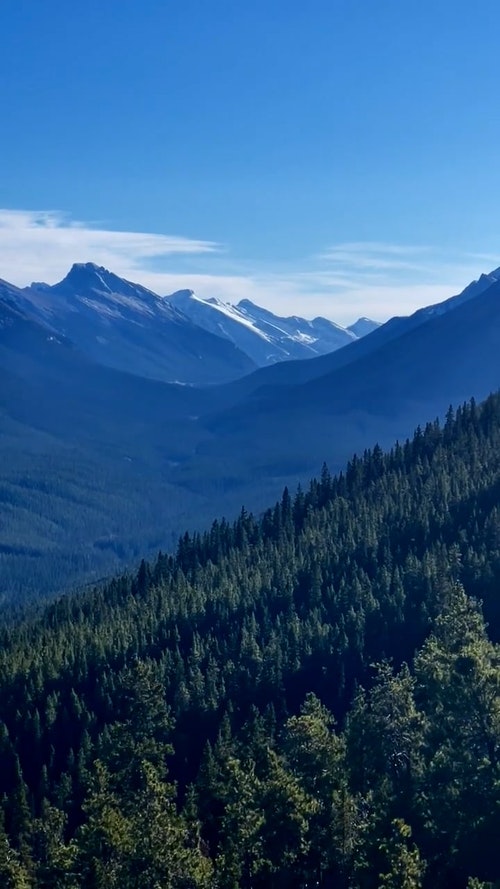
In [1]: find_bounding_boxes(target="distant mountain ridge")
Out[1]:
[347,316,380,337]
[0,262,379,384]
[196,265,500,483]
[215,265,500,400]
[21,263,256,385]
[167,288,378,365]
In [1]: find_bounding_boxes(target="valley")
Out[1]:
[0,263,499,600]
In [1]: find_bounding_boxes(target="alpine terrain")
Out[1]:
[0,264,499,599]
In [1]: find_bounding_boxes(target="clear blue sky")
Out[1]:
[1,0,500,323]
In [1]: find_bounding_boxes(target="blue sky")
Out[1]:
[1,0,500,323]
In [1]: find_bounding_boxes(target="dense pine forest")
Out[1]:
[3,394,500,886]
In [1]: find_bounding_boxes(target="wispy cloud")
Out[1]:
[318,241,434,273]
[0,208,220,287]
[0,209,495,325]
[465,251,500,267]
[304,240,498,322]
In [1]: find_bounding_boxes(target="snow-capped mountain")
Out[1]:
[347,317,380,338]
[413,267,500,321]
[196,263,500,495]
[167,289,378,366]
[11,262,379,383]
[21,263,256,385]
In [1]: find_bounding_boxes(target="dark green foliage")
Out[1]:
[3,394,500,884]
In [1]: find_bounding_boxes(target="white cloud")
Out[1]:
[319,241,437,274]
[465,251,500,267]
[0,208,220,287]
[327,242,431,255]
[0,209,495,326]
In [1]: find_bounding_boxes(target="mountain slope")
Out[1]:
[210,266,500,405]
[0,281,216,599]
[22,263,257,384]
[171,270,500,500]
[347,316,380,337]
[167,289,374,365]
[18,262,378,384]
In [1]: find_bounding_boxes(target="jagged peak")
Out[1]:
[71,261,102,272]
[347,317,380,337]
[61,262,122,293]
[52,263,161,301]
[168,289,196,299]
[29,281,51,291]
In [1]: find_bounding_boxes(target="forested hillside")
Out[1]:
[2,394,500,886]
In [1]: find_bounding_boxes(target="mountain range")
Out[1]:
[168,288,378,366]
[11,262,378,384]
[0,260,499,600]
